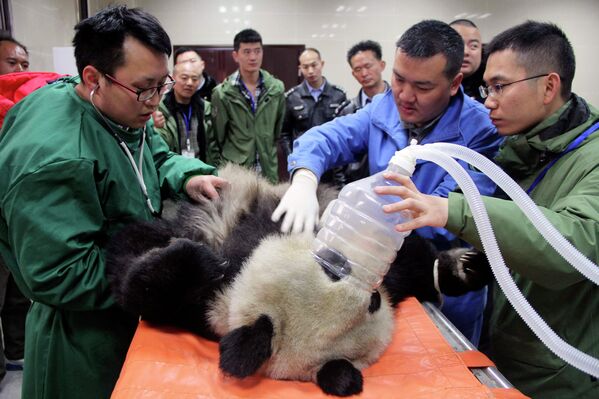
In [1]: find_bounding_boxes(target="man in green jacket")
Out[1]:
[156,60,213,163]
[378,21,599,398]
[211,28,285,183]
[0,6,227,399]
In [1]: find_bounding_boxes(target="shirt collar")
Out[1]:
[360,90,371,107]
[304,79,326,101]
[403,113,443,143]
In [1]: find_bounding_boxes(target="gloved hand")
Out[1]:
[271,168,319,233]
[435,248,493,296]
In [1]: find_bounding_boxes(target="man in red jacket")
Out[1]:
[0,34,31,382]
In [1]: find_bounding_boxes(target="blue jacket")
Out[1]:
[289,88,503,246]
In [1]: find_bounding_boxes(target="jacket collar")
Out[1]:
[222,69,282,98]
[359,81,390,107]
[370,86,466,144]
[162,89,204,114]
[297,78,330,98]
[495,94,593,178]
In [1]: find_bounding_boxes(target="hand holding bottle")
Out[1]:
[375,172,449,233]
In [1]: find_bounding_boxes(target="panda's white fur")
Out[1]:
[207,233,395,382]
[172,163,291,248]
[106,163,437,396]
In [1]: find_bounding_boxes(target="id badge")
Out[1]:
[181,149,195,158]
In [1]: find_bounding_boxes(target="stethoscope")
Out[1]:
[89,84,157,215]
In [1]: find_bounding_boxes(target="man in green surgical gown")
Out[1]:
[0,6,227,399]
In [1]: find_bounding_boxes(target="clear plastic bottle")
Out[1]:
[312,151,416,292]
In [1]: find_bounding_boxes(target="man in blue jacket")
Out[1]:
[272,20,503,346]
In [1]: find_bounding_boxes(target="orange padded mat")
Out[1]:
[111,297,528,398]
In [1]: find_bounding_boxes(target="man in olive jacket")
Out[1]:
[156,61,213,163]
[379,21,599,399]
[211,28,285,183]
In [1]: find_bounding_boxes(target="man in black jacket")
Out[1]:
[450,19,486,103]
[281,48,346,183]
[281,48,346,157]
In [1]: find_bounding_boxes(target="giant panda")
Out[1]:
[106,163,440,397]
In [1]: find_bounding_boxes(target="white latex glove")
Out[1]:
[271,169,319,233]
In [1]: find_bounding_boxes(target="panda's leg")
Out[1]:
[219,314,273,378]
[316,359,363,397]
[117,238,225,323]
[106,219,176,301]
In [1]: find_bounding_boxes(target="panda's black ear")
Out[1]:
[316,359,363,397]
[368,290,381,313]
[219,314,274,378]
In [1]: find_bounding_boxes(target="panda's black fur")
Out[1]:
[106,164,439,397]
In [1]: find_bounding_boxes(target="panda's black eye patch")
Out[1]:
[368,291,381,313]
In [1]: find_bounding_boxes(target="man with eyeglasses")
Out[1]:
[0,6,227,399]
[211,28,285,183]
[378,21,599,398]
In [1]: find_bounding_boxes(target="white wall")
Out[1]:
[10,0,599,105]
[11,0,78,72]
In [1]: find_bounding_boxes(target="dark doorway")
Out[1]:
[174,44,305,91]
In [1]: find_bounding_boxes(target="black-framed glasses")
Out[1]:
[479,74,549,99]
[104,74,176,102]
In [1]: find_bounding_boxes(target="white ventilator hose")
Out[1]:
[427,142,599,284]
[399,143,599,379]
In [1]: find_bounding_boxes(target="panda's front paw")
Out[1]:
[219,314,273,378]
[436,248,492,296]
[316,359,363,397]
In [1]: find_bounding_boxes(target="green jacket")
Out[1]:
[156,90,216,164]
[211,69,285,183]
[447,96,599,398]
[0,77,216,399]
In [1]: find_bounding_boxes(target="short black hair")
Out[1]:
[0,34,28,54]
[449,19,478,29]
[72,5,172,77]
[487,21,575,99]
[174,47,200,64]
[346,40,382,65]
[233,29,262,51]
[395,20,464,80]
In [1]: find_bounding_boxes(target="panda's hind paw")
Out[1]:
[316,359,363,397]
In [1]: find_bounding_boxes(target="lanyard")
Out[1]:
[526,120,599,194]
[89,86,157,215]
[182,104,192,137]
[113,127,157,215]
